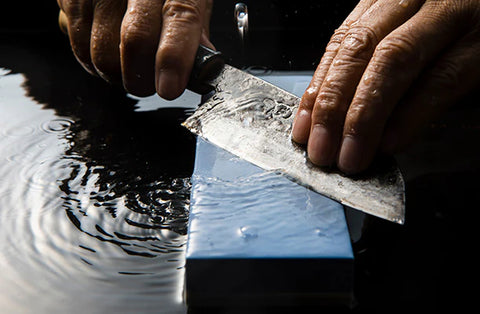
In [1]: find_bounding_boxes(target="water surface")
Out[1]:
[0,35,197,313]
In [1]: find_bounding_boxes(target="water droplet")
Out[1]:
[363,73,374,85]
[324,75,334,84]
[315,228,327,237]
[239,226,258,240]
[41,118,73,134]
[234,3,249,41]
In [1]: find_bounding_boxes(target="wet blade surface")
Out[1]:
[183,65,405,224]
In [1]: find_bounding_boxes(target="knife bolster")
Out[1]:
[187,45,225,95]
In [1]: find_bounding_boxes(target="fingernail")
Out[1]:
[156,68,182,100]
[338,136,363,174]
[292,109,311,144]
[307,124,335,166]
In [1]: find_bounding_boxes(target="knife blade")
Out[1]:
[183,46,405,224]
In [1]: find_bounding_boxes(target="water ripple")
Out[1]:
[0,72,188,313]
[41,118,74,134]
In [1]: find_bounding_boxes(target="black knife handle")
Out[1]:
[187,45,225,95]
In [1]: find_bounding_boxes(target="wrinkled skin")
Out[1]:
[57,0,480,175]
[57,0,214,100]
[292,0,480,174]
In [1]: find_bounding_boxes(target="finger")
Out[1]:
[58,10,68,34]
[292,0,377,144]
[199,0,215,49]
[338,2,462,174]
[200,29,215,50]
[307,0,423,166]
[90,0,127,83]
[156,0,208,100]
[120,0,164,96]
[381,31,480,153]
[203,0,213,37]
[59,0,96,75]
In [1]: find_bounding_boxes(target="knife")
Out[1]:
[183,45,405,224]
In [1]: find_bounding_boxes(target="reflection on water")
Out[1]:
[0,35,195,313]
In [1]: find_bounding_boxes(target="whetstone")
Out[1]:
[185,74,354,307]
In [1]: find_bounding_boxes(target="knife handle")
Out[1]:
[187,45,225,95]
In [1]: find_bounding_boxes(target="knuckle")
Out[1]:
[312,93,347,127]
[423,0,474,25]
[299,87,317,111]
[326,25,349,52]
[318,83,344,101]
[121,5,162,51]
[428,59,461,90]
[338,26,378,62]
[163,0,202,25]
[61,0,87,18]
[60,0,73,12]
[374,34,420,71]
[343,113,365,138]
[353,88,384,111]
[121,25,154,50]
[157,44,186,70]
[344,102,383,138]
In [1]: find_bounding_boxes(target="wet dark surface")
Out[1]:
[1,1,480,313]
[0,32,194,313]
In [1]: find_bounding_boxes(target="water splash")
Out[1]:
[234,3,249,42]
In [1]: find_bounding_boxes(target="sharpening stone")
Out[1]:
[185,73,354,308]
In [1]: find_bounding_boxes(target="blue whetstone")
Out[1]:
[185,74,354,307]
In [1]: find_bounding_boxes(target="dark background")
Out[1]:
[0,0,358,70]
[0,1,59,31]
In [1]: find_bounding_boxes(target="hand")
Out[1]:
[292,0,480,174]
[57,0,214,100]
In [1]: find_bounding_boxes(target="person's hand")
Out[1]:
[292,0,480,174]
[57,0,214,100]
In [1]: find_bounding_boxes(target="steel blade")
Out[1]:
[183,65,405,224]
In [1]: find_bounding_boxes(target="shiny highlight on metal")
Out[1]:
[183,65,405,224]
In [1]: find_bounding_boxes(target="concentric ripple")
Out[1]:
[0,72,189,313]
[41,118,74,134]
